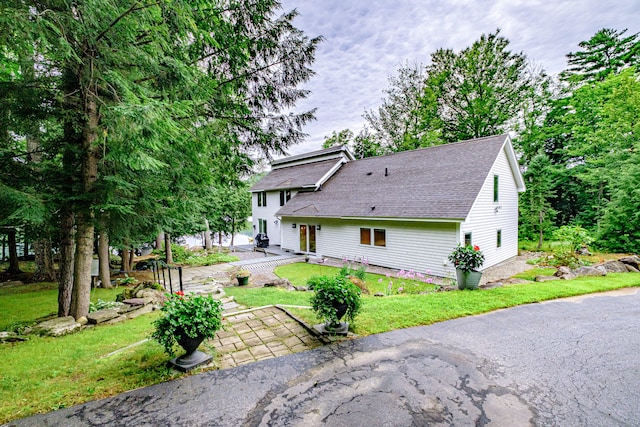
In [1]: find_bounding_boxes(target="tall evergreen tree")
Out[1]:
[563,28,640,83]
[1,0,320,318]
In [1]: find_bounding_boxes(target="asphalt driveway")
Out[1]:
[8,288,640,426]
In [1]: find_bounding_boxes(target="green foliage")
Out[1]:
[309,275,363,325]
[563,28,640,83]
[518,153,557,246]
[363,62,440,152]
[448,245,485,273]
[181,252,239,267]
[338,257,368,280]
[89,299,123,313]
[115,275,138,286]
[1,0,321,317]
[552,225,594,253]
[598,161,640,253]
[322,129,354,149]
[167,244,190,263]
[425,29,529,142]
[151,293,223,356]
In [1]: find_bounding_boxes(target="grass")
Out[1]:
[0,282,124,331]
[1,260,639,423]
[277,272,640,335]
[273,263,441,295]
[0,313,177,423]
[512,267,558,281]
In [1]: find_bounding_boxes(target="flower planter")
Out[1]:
[456,269,482,290]
[170,332,212,372]
[237,276,249,286]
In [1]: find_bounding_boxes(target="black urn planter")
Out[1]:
[319,302,349,336]
[169,332,212,372]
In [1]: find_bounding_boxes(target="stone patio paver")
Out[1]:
[211,305,323,370]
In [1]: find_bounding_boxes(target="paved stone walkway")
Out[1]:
[212,305,322,369]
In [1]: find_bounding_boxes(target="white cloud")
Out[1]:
[280,0,640,156]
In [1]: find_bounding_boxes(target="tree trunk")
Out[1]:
[165,233,173,264]
[6,228,21,274]
[121,247,130,273]
[58,208,75,317]
[70,95,100,320]
[155,232,164,250]
[23,238,29,258]
[98,230,112,288]
[71,213,94,319]
[204,219,212,250]
[230,220,236,249]
[34,239,57,282]
[128,248,135,272]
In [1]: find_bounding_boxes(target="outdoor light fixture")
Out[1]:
[292,223,296,228]
[274,219,279,224]
[317,224,321,230]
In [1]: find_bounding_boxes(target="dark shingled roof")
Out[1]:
[249,159,342,192]
[276,135,510,220]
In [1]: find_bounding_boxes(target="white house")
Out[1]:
[249,145,355,246]
[250,134,525,277]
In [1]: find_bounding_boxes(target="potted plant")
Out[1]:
[235,269,251,286]
[309,275,363,335]
[151,291,223,371]
[448,244,485,290]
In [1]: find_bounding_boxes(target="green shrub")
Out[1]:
[151,292,223,356]
[309,275,362,325]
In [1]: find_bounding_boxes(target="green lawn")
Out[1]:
[0,282,124,331]
[1,262,639,424]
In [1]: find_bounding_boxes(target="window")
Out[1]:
[279,190,291,206]
[493,175,499,202]
[497,229,502,248]
[258,219,267,234]
[360,228,371,245]
[464,232,472,247]
[257,191,267,207]
[374,229,386,247]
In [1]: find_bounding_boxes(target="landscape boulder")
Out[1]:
[0,331,28,342]
[263,278,292,288]
[87,308,121,324]
[0,280,23,288]
[619,255,640,270]
[32,316,82,337]
[601,260,630,274]
[573,266,606,277]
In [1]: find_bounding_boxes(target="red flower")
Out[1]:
[175,290,185,297]
[473,245,480,251]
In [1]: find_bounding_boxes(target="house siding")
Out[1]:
[461,146,519,270]
[281,217,459,278]
[252,190,298,245]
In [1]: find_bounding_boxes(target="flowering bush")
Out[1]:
[340,256,368,280]
[151,292,223,355]
[377,269,437,295]
[448,245,485,273]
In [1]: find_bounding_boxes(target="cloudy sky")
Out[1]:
[278,0,639,155]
